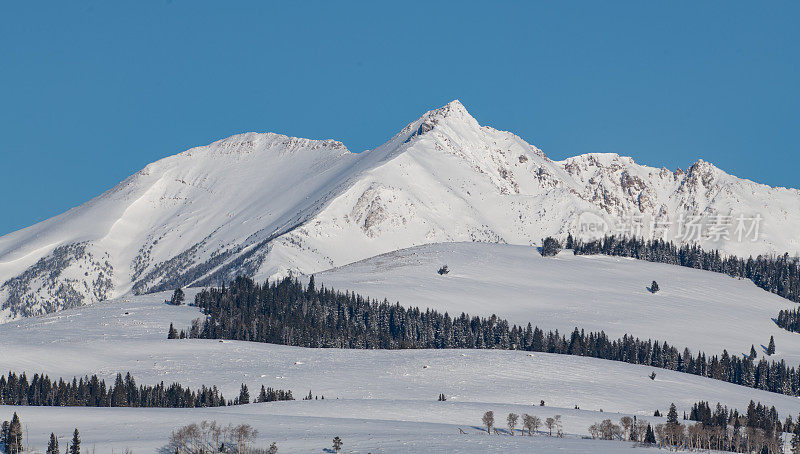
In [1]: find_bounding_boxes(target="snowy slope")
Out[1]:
[317,242,800,364]
[3,291,800,452]
[2,100,799,322]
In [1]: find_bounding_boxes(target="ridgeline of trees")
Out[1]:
[185,276,800,398]
[0,370,292,408]
[568,234,800,303]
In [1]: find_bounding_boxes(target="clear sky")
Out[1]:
[1,1,798,236]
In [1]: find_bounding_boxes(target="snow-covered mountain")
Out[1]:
[2,100,799,321]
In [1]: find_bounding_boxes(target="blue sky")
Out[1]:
[1,1,798,236]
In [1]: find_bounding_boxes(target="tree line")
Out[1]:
[0,370,292,409]
[567,234,800,304]
[181,275,800,398]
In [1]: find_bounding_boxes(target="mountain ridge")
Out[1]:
[2,100,798,322]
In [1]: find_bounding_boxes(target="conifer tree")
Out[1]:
[47,433,59,454]
[332,436,343,453]
[238,383,250,404]
[645,424,656,444]
[69,428,80,454]
[167,323,178,339]
[169,288,185,305]
[541,237,562,257]
[0,420,8,450]
[667,403,679,426]
[8,412,22,454]
[650,280,659,293]
[767,335,776,355]
[792,413,800,454]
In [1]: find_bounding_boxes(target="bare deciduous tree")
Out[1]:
[507,413,519,436]
[522,414,540,436]
[482,411,495,434]
[545,417,555,436]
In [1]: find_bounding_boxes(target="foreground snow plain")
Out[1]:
[2,264,800,452]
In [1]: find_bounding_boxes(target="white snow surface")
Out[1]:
[317,242,800,363]
[2,289,800,452]
[1,100,799,321]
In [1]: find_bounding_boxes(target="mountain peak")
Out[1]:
[425,99,475,124]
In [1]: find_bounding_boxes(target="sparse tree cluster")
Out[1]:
[632,400,786,452]
[169,421,259,454]
[0,413,22,454]
[482,411,552,436]
[183,275,800,398]
[1,414,81,454]
[777,308,800,333]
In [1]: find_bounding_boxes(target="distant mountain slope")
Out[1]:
[2,100,799,321]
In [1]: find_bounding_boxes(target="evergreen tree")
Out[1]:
[541,237,562,257]
[47,433,59,454]
[169,288,185,305]
[667,403,679,426]
[767,335,776,355]
[238,383,250,404]
[792,413,800,454]
[69,429,80,454]
[167,323,178,339]
[332,436,343,453]
[644,424,656,444]
[8,412,22,454]
[750,344,758,359]
[0,421,8,450]
[650,280,659,293]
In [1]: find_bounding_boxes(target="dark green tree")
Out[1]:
[541,237,562,257]
[69,428,80,454]
[645,424,656,444]
[169,288,185,305]
[238,383,250,404]
[650,280,659,293]
[767,336,776,355]
[8,412,22,454]
[332,436,343,453]
[667,403,679,426]
[47,433,59,454]
[167,323,178,339]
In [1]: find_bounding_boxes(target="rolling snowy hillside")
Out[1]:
[3,290,800,452]
[317,242,800,364]
[2,100,799,322]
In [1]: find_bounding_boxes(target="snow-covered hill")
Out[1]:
[317,242,800,364]
[2,100,799,321]
[3,290,800,452]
